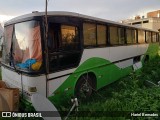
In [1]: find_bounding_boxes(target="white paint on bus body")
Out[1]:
[115,59,133,69]
[1,66,46,97]
[48,68,76,79]
[80,44,148,68]
[47,76,68,96]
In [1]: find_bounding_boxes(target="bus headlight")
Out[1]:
[28,87,37,92]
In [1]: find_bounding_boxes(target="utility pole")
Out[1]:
[45,0,49,74]
[45,0,49,97]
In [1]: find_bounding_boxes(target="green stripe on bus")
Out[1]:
[48,57,132,105]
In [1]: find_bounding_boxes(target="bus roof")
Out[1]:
[5,11,159,32]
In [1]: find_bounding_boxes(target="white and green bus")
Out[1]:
[1,11,159,110]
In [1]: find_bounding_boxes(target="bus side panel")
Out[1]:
[48,72,81,106]
[48,44,150,105]
[109,45,138,62]
[48,57,112,105]
[79,48,110,65]
[48,57,132,105]
[91,64,111,89]
[75,57,113,89]
[96,60,133,89]
[47,76,69,97]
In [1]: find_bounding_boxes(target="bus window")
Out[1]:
[110,26,118,45]
[126,29,132,44]
[138,30,145,43]
[126,29,137,44]
[146,31,152,43]
[48,24,55,51]
[152,32,157,42]
[2,25,13,64]
[61,25,79,50]
[13,21,42,71]
[132,30,137,43]
[48,23,81,72]
[97,25,106,46]
[110,26,125,45]
[83,23,96,46]
[118,27,125,44]
[156,33,159,42]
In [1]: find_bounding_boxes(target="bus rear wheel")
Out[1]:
[75,74,95,100]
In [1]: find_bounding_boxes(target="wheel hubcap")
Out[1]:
[79,80,92,98]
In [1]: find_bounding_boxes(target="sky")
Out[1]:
[0,0,160,25]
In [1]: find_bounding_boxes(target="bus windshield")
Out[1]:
[2,20,42,71]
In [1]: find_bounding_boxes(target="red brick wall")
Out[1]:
[147,10,160,18]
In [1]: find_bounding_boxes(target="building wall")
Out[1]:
[122,18,160,31]
[147,10,160,18]
[122,10,160,31]
[152,22,160,31]
[142,22,153,30]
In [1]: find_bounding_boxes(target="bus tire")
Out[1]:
[75,74,95,100]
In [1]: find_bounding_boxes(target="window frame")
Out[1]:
[47,22,82,73]
[109,25,126,46]
[118,27,125,45]
[83,22,108,48]
[152,32,157,43]
[145,31,152,43]
[126,28,137,44]
[97,24,107,46]
[109,26,119,45]
[83,22,97,47]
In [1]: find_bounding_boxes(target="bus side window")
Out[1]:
[48,23,81,72]
[126,29,137,44]
[118,27,125,44]
[61,25,79,50]
[138,30,145,43]
[48,30,54,50]
[83,23,96,47]
[59,25,81,68]
[97,25,107,46]
[109,26,118,45]
[48,23,58,51]
[146,31,152,43]
[109,26,125,45]
[152,32,157,42]
[156,33,159,42]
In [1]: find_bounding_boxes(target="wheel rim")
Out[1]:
[78,77,92,99]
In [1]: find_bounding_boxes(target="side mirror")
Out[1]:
[0,35,4,51]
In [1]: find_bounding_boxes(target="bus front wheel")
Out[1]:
[75,74,95,100]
